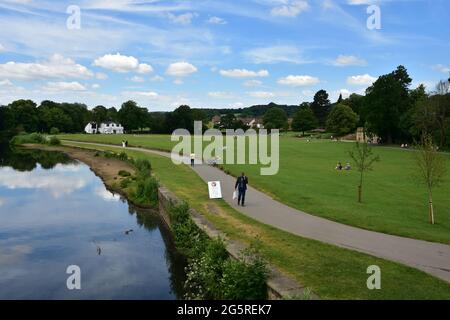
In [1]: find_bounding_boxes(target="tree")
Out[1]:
[118,100,148,132]
[348,142,380,203]
[220,113,236,129]
[291,107,317,135]
[92,105,108,125]
[262,107,288,131]
[7,99,39,132]
[106,107,119,122]
[364,66,412,143]
[433,80,450,147]
[414,134,446,225]
[326,104,359,136]
[311,90,331,126]
[0,106,15,132]
[166,105,194,133]
[337,93,343,104]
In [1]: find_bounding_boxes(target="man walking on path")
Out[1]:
[190,153,195,167]
[235,172,248,206]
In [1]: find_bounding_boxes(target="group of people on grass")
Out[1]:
[336,162,351,171]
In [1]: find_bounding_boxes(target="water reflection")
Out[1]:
[0,146,186,299]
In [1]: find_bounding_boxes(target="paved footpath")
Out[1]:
[66,141,450,284]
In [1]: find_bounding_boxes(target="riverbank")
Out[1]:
[40,141,450,299]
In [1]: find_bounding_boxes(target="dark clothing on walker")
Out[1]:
[235,176,248,205]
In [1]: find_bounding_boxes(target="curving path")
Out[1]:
[65,140,450,284]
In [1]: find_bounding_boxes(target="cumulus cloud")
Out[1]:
[123,90,159,98]
[333,55,367,66]
[42,81,87,92]
[220,69,269,78]
[207,16,227,24]
[432,64,450,74]
[271,0,309,17]
[347,74,377,86]
[166,61,198,76]
[93,53,153,74]
[129,76,145,82]
[247,91,275,98]
[244,80,263,87]
[278,75,319,86]
[208,92,234,99]
[167,12,198,25]
[0,54,93,80]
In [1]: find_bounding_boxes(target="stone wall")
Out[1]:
[157,187,318,300]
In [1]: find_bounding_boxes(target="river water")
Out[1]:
[0,146,186,299]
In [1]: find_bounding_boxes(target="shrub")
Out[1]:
[50,127,60,135]
[134,158,152,176]
[131,176,159,206]
[10,133,45,145]
[48,136,61,146]
[185,238,229,299]
[120,177,132,189]
[220,247,268,300]
[118,170,131,177]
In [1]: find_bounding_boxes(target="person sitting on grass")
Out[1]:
[345,162,351,170]
[336,162,343,170]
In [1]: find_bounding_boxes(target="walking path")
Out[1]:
[65,141,450,284]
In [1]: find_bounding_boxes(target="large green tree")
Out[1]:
[166,105,194,133]
[311,90,331,127]
[7,99,39,132]
[291,106,317,135]
[364,65,412,143]
[262,107,288,131]
[118,100,149,132]
[326,104,359,136]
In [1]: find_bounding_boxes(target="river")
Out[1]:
[0,146,186,299]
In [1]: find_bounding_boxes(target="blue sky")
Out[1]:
[0,0,448,111]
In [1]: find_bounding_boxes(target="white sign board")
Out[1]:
[208,181,222,199]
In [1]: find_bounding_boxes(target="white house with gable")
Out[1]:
[85,122,124,134]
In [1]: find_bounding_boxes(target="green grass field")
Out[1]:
[60,141,450,299]
[59,133,450,244]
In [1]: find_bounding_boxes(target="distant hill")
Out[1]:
[196,102,300,119]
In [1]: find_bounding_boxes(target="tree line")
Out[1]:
[1,65,449,146]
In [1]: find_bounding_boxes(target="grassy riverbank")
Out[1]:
[58,133,450,244]
[57,141,450,300]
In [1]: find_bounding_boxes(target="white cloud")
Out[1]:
[95,72,108,80]
[333,55,367,66]
[42,81,87,92]
[0,43,5,52]
[220,69,269,78]
[166,61,198,77]
[244,80,263,87]
[123,90,159,98]
[208,92,234,99]
[129,76,145,82]
[0,54,93,80]
[432,64,450,74]
[173,79,184,85]
[278,75,319,86]
[0,79,14,87]
[207,16,227,25]
[347,74,377,86]
[271,0,309,17]
[167,12,198,25]
[93,53,153,73]
[243,45,309,64]
[247,91,275,98]
[151,75,164,82]
[92,83,100,89]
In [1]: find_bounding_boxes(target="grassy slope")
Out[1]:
[59,134,450,244]
[62,141,450,300]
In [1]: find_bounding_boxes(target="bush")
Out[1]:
[10,133,45,145]
[134,158,152,176]
[120,177,132,189]
[185,238,229,299]
[131,176,159,206]
[50,127,60,135]
[48,136,61,146]
[118,170,131,177]
[220,247,268,300]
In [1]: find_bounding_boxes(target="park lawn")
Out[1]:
[61,141,450,300]
[59,133,450,244]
